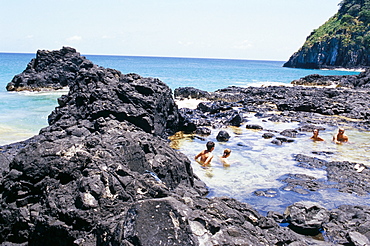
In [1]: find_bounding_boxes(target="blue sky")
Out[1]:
[1,0,341,61]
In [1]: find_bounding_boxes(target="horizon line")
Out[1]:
[0,50,286,63]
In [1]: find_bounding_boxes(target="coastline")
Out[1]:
[331,68,366,72]
[0,48,369,245]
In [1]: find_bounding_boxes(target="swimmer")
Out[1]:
[195,141,215,167]
[310,129,324,141]
[220,148,232,167]
[332,128,348,144]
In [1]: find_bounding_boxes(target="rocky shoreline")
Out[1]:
[0,47,369,245]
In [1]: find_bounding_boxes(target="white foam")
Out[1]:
[233,81,293,88]
[175,98,207,109]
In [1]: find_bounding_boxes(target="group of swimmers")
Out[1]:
[194,141,231,168]
[310,127,348,144]
[195,127,351,168]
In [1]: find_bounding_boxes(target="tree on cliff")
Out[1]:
[284,0,370,69]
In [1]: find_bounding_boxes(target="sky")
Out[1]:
[0,0,341,61]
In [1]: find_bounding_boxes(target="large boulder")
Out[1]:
[284,201,330,236]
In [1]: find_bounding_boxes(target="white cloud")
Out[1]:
[66,35,82,42]
[178,41,194,47]
[233,40,253,50]
[26,35,34,39]
[101,35,115,39]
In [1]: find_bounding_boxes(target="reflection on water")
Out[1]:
[170,113,370,214]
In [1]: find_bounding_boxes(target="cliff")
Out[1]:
[284,0,370,69]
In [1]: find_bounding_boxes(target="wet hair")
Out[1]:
[206,141,215,151]
[222,148,231,157]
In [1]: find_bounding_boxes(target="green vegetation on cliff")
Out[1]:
[305,0,370,49]
[284,0,370,68]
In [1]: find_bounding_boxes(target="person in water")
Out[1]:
[332,128,349,144]
[195,141,215,167]
[220,148,232,167]
[310,129,324,141]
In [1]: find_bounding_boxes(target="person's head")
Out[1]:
[313,129,319,135]
[222,148,231,158]
[206,141,215,151]
[338,128,345,134]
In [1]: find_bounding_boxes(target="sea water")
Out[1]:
[0,52,367,214]
[0,53,360,145]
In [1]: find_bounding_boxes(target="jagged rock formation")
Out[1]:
[0,48,320,245]
[1,47,370,245]
[6,47,92,91]
[175,86,370,131]
[1,54,209,245]
[284,0,370,69]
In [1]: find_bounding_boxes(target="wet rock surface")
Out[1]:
[175,84,370,244]
[1,48,370,245]
[174,85,370,130]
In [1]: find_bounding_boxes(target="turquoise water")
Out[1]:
[0,52,368,214]
[85,55,360,92]
[0,52,360,145]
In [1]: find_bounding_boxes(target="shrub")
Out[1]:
[359,9,370,24]
[341,14,355,24]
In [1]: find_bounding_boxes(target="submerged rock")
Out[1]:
[246,124,263,130]
[216,130,230,142]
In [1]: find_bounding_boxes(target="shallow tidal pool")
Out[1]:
[170,112,370,214]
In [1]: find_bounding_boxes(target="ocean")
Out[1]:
[0,53,360,146]
[1,53,368,214]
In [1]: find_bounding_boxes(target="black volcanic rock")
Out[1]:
[175,86,370,130]
[0,48,333,245]
[216,130,230,142]
[291,68,370,89]
[284,201,330,236]
[0,55,207,245]
[2,48,370,245]
[6,47,92,91]
[47,68,182,138]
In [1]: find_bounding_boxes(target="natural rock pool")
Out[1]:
[170,111,370,215]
